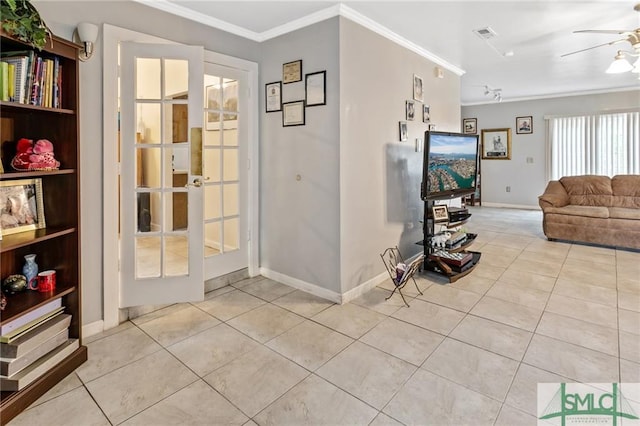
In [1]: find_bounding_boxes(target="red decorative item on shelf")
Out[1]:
[11,138,60,171]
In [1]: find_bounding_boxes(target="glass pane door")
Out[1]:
[120,42,204,308]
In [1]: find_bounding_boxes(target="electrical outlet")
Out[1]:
[526,157,534,164]
[506,186,511,192]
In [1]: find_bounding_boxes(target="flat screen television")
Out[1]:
[422,130,479,200]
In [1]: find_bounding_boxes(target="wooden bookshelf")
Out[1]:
[0,31,86,424]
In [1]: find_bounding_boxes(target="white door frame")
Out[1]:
[102,24,259,330]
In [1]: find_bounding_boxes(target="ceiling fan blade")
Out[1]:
[560,38,627,57]
[574,29,636,34]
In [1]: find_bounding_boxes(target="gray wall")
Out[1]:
[35,1,260,325]
[339,18,461,292]
[259,18,342,293]
[462,90,640,208]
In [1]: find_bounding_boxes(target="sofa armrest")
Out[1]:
[539,180,569,210]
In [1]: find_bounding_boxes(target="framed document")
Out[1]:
[305,71,326,106]
[283,59,303,84]
[282,101,305,127]
[265,81,282,113]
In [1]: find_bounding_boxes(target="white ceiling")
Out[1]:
[142,1,640,104]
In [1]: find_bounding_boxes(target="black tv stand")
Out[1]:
[420,199,481,283]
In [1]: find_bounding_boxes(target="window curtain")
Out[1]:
[546,111,640,180]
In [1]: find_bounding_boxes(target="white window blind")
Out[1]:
[547,111,640,180]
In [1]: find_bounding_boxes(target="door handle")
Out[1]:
[185,178,203,188]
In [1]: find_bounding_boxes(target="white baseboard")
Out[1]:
[82,320,104,339]
[259,268,341,304]
[340,270,389,304]
[481,202,540,210]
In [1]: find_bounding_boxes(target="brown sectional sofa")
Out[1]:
[538,175,640,249]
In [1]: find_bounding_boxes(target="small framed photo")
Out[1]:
[413,74,423,102]
[423,105,430,124]
[406,100,415,121]
[283,59,303,84]
[282,100,305,127]
[463,118,477,134]
[305,71,326,107]
[482,128,512,160]
[0,178,46,236]
[399,121,408,141]
[265,81,282,113]
[432,205,449,223]
[516,116,533,134]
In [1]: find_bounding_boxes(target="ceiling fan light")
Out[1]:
[606,53,633,73]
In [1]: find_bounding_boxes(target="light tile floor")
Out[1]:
[9,207,640,425]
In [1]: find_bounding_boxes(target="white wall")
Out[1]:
[259,18,342,293]
[339,18,461,293]
[35,1,260,325]
[462,90,640,208]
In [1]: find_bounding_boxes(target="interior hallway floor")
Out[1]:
[9,207,640,425]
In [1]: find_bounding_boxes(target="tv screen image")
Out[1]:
[423,131,479,200]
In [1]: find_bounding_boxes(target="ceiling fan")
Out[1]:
[561,3,640,73]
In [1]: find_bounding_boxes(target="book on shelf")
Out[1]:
[0,338,79,391]
[0,49,63,108]
[0,314,71,358]
[1,55,28,103]
[0,329,68,377]
[0,298,62,337]
[0,313,71,358]
[0,60,8,101]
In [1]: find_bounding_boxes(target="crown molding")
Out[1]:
[337,4,465,76]
[131,1,465,76]
[257,4,342,42]
[131,0,261,41]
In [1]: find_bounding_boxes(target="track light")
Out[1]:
[483,85,502,102]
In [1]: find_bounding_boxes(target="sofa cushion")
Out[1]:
[611,175,640,208]
[609,207,640,220]
[560,175,613,206]
[545,205,610,219]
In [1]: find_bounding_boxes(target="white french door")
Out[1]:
[202,63,249,279]
[119,42,204,307]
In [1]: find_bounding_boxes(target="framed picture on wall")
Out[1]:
[516,116,533,134]
[305,71,326,107]
[423,105,430,124]
[265,81,282,112]
[413,74,424,102]
[282,100,305,126]
[482,128,512,159]
[463,118,477,134]
[399,121,408,141]
[406,100,415,121]
[283,59,303,84]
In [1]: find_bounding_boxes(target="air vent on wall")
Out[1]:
[473,27,498,40]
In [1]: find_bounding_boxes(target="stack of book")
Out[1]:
[429,250,474,271]
[0,298,77,391]
[0,50,63,108]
